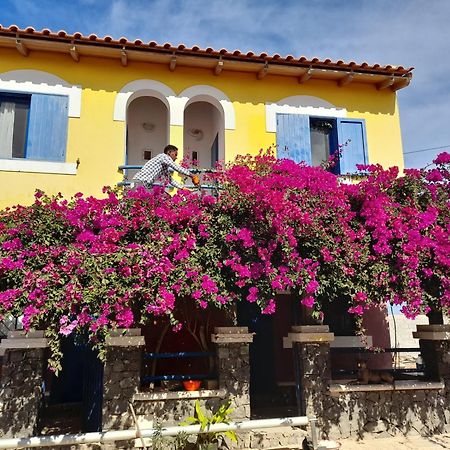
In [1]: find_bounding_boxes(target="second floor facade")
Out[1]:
[0,25,413,208]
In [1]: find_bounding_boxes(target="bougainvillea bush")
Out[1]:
[0,151,449,369]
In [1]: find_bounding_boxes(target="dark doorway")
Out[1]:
[237,299,297,418]
[40,336,103,433]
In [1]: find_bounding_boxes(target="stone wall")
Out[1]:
[285,324,450,441]
[0,332,47,438]
[133,394,225,426]
[324,388,450,439]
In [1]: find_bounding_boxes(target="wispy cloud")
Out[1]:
[1,0,449,167]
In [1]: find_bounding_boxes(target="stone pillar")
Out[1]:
[413,324,450,381]
[102,328,145,431]
[413,324,450,433]
[0,331,48,438]
[283,325,334,418]
[212,326,254,420]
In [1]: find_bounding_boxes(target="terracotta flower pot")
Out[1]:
[183,380,202,391]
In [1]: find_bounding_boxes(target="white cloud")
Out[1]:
[3,0,450,168]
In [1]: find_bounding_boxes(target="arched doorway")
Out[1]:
[126,95,169,178]
[183,100,224,169]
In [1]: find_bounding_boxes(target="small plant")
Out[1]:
[181,400,238,450]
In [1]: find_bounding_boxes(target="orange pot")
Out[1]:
[183,380,202,391]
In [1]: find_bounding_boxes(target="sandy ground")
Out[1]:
[337,434,450,449]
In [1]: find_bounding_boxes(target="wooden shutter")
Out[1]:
[26,94,69,161]
[337,118,368,174]
[276,113,312,164]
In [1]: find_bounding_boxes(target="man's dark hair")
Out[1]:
[164,145,178,154]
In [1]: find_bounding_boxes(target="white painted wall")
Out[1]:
[126,96,168,177]
[183,101,223,169]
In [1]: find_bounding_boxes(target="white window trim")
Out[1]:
[0,159,77,175]
[0,70,81,118]
[266,95,347,133]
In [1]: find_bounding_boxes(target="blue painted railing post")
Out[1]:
[102,329,145,431]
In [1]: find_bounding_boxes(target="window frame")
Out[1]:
[0,92,32,160]
[0,90,75,175]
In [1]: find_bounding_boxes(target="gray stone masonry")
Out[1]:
[102,330,144,431]
[297,341,332,420]
[0,347,46,438]
[286,324,450,440]
[213,327,252,421]
[324,388,450,440]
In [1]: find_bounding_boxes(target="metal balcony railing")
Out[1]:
[117,165,223,192]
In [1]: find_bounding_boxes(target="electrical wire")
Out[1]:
[404,144,450,155]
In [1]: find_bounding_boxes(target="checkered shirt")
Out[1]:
[133,153,191,189]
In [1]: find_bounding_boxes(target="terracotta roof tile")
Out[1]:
[0,24,414,76]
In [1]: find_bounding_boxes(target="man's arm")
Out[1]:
[163,154,192,177]
[168,174,185,189]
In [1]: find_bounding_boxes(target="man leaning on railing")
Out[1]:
[132,144,200,190]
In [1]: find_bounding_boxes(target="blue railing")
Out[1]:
[141,351,217,384]
[118,165,222,191]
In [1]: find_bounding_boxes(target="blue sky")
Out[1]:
[2,0,449,168]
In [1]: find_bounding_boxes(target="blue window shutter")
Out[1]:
[26,94,69,161]
[276,113,312,164]
[337,118,368,174]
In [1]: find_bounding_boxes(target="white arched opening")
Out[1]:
[114,79,175,122]
[176,85,235,129]
[126,96,169,177]
[183,99,225,169]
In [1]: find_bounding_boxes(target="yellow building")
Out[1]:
[0,25,412,208]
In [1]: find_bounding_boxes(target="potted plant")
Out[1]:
[181,400,237,450]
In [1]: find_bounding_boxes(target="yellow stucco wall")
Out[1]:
[0,48,404,208]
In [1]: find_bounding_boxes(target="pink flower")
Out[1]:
[301,296,315,308]
[201,275,218,294]
[306,280,319,294]
[246,287,258,303]
[261,299,276,315]
[59,318,78,336]
[116,308,134,328]
[433,152,450,165]
[348,305,364,315]
[426,169,443,182]
[354,292,368,303]
[2,238,23,251]
[172,323,183,332]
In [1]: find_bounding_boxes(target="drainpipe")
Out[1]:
[0,416,313,449]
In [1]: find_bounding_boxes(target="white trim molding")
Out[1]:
[177,85,235,130]
[0,69,82,118]
[266,95,347,132]
[0,159,77,175]
[114,79,176,121]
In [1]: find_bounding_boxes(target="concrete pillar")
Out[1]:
[0,331,48,438]
[212,326,254,420]
[102,328,145,431]
[284,326,334,419]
